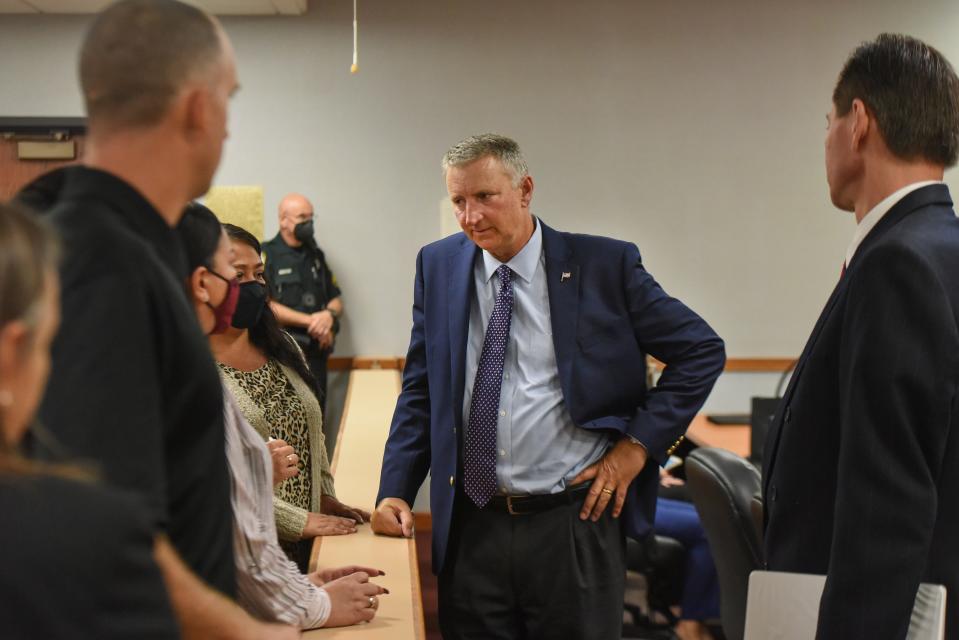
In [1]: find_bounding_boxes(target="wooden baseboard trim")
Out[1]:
[652,357,796,373]
[726,358,796,372]
[330,356,794,374]
[414,512,432,533]
[328,356,404,371]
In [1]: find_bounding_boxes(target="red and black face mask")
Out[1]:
[206,270,240,334]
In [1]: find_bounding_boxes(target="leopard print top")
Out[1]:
[219,360,313,515]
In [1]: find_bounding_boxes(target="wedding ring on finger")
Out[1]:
[601,487,614,495]
[368,596,379,609]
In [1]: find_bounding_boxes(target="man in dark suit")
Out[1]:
[763,34,959,639]
[372,133,725,638]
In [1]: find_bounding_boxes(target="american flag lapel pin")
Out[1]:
[561,271,571,282]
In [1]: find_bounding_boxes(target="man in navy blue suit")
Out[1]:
[764,34,959,640]
[372,134,725,638]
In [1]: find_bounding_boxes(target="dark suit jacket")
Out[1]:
[377,220,725,573]
[764,184,959,640]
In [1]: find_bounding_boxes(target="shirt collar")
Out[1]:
[60,166,189,279]
[845,180,943,267]
[479,216,542,284]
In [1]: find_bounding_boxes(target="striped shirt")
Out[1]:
[223,390,331,628]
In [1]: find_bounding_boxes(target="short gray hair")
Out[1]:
[79,0,222,128]
[442,134,529,186]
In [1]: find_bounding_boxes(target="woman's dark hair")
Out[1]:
[177,202,223,273]
[222,223,322,404]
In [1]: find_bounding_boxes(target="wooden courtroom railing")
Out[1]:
[305,369,425,639]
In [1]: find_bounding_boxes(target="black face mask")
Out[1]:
[293,220,315,244]
[231,281,268,329]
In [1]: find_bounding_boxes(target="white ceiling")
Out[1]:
[0,0,307,15]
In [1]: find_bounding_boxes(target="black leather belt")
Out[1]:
[483,483,591,516]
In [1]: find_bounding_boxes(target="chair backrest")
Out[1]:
[686,447,763,640]
[743,571,946,640]
[749,492,764,548]
[628,534,686,607]
[626,534,686,575]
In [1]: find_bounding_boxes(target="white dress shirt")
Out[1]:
[845,180,944,267]
[462,218,609,495]
[223,390,331,629]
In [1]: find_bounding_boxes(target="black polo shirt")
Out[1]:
[35,166,235,596]
[0,474,179,639]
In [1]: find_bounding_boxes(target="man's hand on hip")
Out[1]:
[572,438,648,522]
[371,497,414,538]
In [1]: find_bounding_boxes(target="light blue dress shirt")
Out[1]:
[462,218,610,495]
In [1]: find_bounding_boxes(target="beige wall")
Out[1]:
[2,0,958,408]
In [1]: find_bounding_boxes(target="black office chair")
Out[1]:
[622,534,685,639]
[685,448,763,640]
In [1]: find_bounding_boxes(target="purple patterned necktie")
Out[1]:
[464,265,514,507]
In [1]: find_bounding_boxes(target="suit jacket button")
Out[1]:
[449,476,455,486]
[770,486,778,502]
[784,407,792,423]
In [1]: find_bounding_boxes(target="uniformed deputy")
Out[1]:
[263,193,343,413]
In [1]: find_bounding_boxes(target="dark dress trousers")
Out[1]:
[764,184,959,640]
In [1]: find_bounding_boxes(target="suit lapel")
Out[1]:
[541,222,580,400]
[448,237,478,431]
[848,183,952,271]
[764,183,953,488]
[763,276,847,490]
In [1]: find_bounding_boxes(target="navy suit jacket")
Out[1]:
[764,184,959,640]
[378,220,725,573]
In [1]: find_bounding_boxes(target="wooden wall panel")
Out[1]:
[0,137,84,202]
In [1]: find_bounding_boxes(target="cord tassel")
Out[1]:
[350,0,358,73]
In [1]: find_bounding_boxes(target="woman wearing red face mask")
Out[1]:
[209,223,369,573]
[181,215,240,337]
[176,203,386,629]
